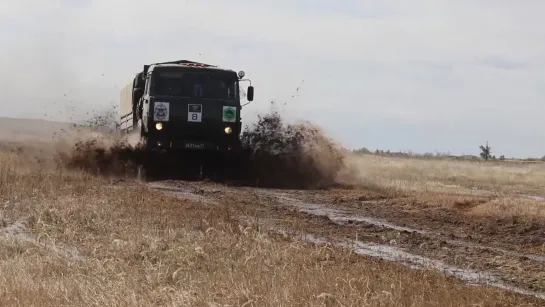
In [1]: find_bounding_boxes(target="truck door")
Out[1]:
[142,75,151,131]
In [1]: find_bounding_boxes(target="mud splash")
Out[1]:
[53,108,166,179]
[55,135,145,178]
[57,109,348,189]
[239,110,347,189]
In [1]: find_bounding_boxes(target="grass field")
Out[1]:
[343,153,545,192]
[0,135,543,306]
[340,153,545,220]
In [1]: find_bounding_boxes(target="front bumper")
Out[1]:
[144,120,243,153]
[147,135,243,154]
[159,139,240,152]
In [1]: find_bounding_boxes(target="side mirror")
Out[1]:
[247,86,254,101]
[133,88,143,98]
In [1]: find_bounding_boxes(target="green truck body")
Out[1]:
[119,60,254,154]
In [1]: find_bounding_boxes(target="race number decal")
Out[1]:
[188,104,202,122]
[222,106,236,122]
[153,102,170,122]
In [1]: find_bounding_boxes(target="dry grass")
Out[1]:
[0,148,542,306]
[470,197,545,219]
[339,153,545,219]
[341,154,545,192]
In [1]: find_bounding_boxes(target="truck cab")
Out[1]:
[120,60,254,154]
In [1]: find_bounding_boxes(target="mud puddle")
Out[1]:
[295,201,425,234]
[272,226,545,301]
[262,191,545,263]
[520,194,545,201]
[0,218,82,261]
[153,184,545,264]
[148,183,221,204]
[149,183,545,299]
[445,238,545,263]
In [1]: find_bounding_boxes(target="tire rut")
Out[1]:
[148,181,545,301]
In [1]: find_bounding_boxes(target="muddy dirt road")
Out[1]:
[146,179,545,302]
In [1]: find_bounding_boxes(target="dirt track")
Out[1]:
[145,179,545,301]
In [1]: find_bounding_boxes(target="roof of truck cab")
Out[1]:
[148,63,237,74]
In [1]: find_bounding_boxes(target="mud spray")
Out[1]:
[56,108,352,189]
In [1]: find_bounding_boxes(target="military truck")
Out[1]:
[119,59,255,178]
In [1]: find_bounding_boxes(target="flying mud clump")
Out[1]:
[54,108,145,178]
[240,111,347,189]
[56,137,144,177]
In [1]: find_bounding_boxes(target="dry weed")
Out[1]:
[470,197,545,219]
[340,154,545,192]
[0,150,541,306]
[339,153,545,220]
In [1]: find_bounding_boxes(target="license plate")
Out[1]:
[184,142,205,149]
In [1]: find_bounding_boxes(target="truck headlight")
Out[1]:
[155,123,163,130]
[224,127,232,134]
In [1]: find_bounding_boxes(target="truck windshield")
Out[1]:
[153,71,238,100]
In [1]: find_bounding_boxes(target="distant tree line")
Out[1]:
[353,142,544,163]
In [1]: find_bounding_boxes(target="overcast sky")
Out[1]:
[1,0,544,158]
